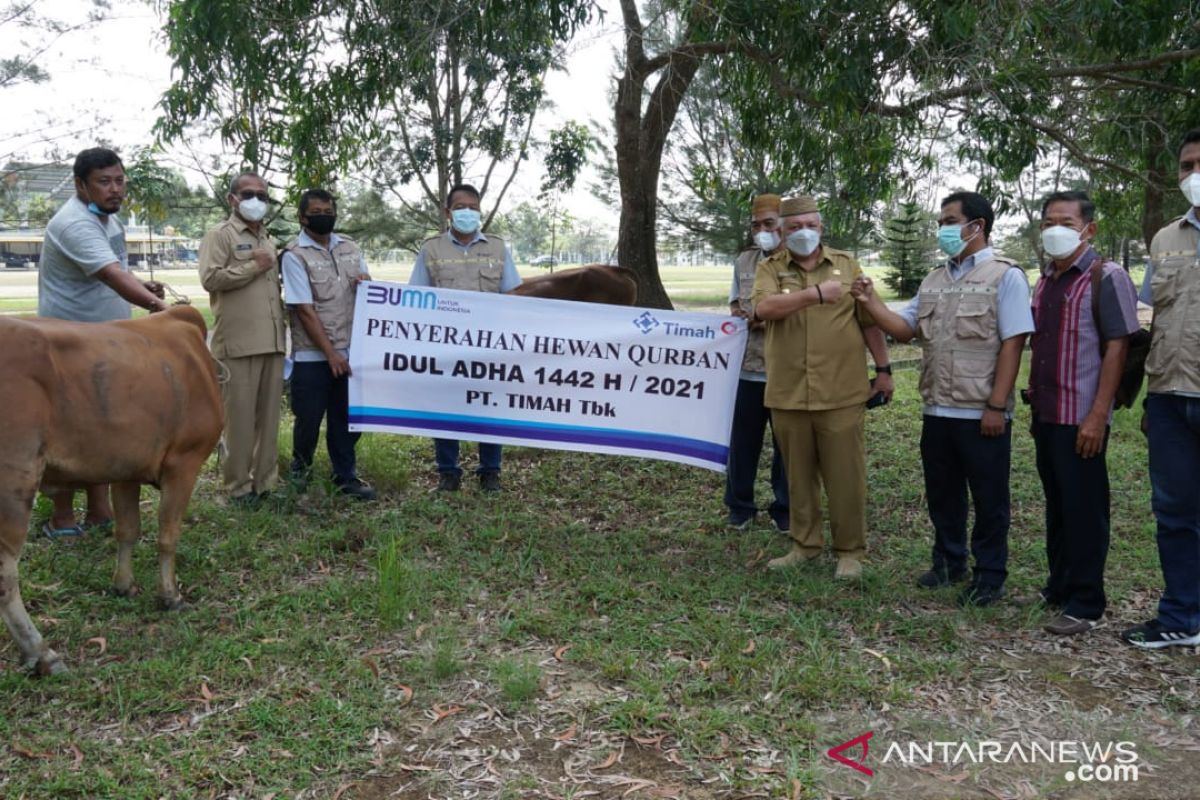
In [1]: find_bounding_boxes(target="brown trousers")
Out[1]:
[770,404,866,559]
[221,353,284,498]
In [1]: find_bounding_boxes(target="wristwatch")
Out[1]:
[874,364,892,374]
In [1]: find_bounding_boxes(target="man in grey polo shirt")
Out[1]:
[37,147,168,539]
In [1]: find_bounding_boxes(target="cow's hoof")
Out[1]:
[33,653,68,677]
[111,584,140,598]
[158,595,188,612]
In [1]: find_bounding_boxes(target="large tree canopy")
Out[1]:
[614,0,1198,306]
[157,0,597,223]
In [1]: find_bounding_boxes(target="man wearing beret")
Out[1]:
[725,193,789,533]
[751,195,893,580]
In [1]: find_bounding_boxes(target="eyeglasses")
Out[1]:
[238,190,270,202]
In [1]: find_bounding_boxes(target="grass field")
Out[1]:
[0,269,1194,799]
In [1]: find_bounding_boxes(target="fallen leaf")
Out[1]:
[791,777,803,800]
[199,682,214,701]
[397,684,414,706]
[632,733,666,749]
[364,646,390,657]
[555,723,577,741]
[554,644,572,661]
[399,762,434,772]
[68,743,83,770]
[741,640,756,655]
[592,751,620,770]
[414,624,429,640]
[361,657,380,678]
[331,783,353,800]
[86,637,107,656]
[431,703,465,723]
[11,742,55,760]
[862,647,892,671]
[239,656,253,671]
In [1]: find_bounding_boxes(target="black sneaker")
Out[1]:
[437,473,461,492]
[1120,619,1200,650]
[479,472,501,493]
[917,567,969,589]
[958,582,1006,608]
[727,513,754,531]
[770,514,790,535]
[337,478,377,501]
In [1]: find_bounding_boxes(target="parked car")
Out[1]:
[530,255,557,268]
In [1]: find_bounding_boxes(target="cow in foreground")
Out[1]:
[0,305,223,675]
[511,264,638,305]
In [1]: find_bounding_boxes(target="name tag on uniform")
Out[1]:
[236,243,253,251]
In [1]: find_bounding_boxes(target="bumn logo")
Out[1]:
[365,284,437,309]
[632,311,660,334]
[827,731,875,777]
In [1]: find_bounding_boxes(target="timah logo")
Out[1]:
[365,285,437,309]
[827,731,874,777]
[632,311,660,334]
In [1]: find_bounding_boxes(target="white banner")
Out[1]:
[347,282,748,471]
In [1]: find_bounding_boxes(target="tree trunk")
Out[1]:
[1142,127,1173,248]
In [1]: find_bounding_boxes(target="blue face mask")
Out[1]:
[87,202,105,216]
[937,222,978,258]
[451,208,481,235]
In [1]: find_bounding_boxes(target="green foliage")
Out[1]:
[881,200,935,298]
[541,121,593,195]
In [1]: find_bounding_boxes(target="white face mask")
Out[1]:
[754,230,780,252]
[237,196,268,223]
[1041,225,1083,259]
[1180,173,1200,207]
[786,228,820,257]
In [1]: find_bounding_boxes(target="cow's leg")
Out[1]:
[110,481,142,598]
[155,457,204,611]
[1,482,66,675]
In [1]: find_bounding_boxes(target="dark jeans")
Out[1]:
[290,360,360,483]
[724,379,788,525]
[920,415,1012,588]
[435,439,501,476]
[1032,419,1110,620]
[1147,393,1200,632]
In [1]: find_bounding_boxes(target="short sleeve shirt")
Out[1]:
[37,197,131,322]
[750,246,875,411]
[281,230,371,361]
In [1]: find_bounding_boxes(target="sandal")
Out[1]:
[42,522,85,541]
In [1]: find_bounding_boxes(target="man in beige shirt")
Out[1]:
[199,173,286,505]
[751,195,892,580]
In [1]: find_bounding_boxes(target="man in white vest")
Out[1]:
[852,191,1033,607]
[281,188,376,501]
[1122,128,1200,649]
[408,183,522,492]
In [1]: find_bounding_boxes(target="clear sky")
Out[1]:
[0,0,624,224]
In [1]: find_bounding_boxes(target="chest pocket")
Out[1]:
[1150,255,1195,309]
[478,261,503,291]
[916,297,937,341]
[954,299,995,340]
[308,262,340,303]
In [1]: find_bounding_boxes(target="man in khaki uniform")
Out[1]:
[199,173,286,505]
[1122,128,1200,649]
[751,195,892,580]
[408,183,522,493]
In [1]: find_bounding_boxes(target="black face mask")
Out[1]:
[305,214,336,236]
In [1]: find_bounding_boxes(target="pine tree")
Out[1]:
[882,201,935,298]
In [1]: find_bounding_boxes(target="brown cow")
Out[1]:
[511,264,638,305]
[0,305,222,675]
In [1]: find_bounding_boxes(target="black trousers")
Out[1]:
[724,379,788,525]
[290,360,360,484]
[920,415,1012,588]
[1032,419,1110,620]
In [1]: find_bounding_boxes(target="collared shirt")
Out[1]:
[750,246,876,411]
[408,230,521,291]
[901,246,1035,419]
[1029,247,1140,424]
[282,230,372,362]
[198,213,285,359]
[37,197,131,322]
